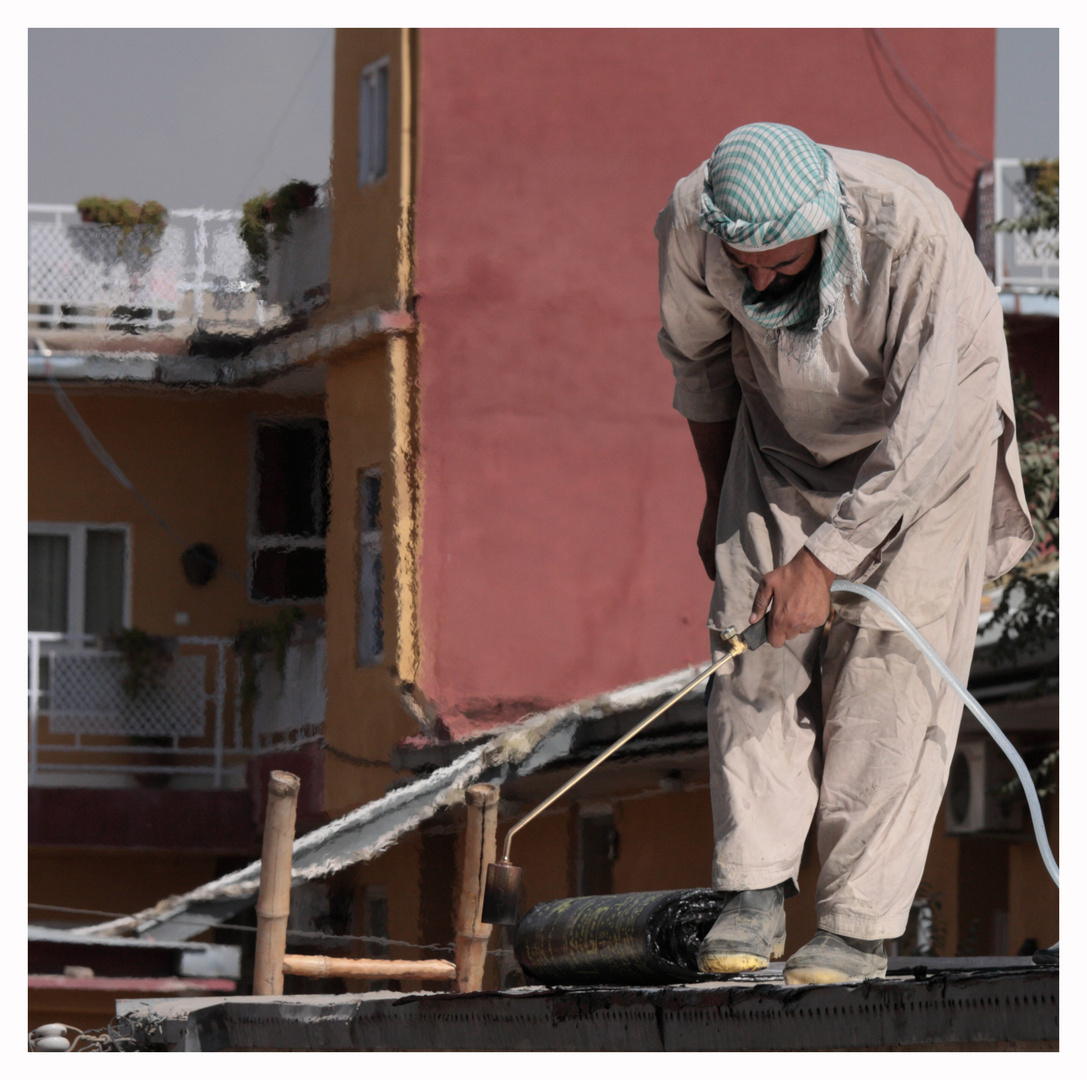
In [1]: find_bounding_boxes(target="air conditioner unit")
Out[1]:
[945,739,1024,835]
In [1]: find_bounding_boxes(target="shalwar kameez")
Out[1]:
[656,125,1033,945]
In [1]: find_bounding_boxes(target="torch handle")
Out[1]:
[500,642,745,863]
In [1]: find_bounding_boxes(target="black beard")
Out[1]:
[749,245,822,304]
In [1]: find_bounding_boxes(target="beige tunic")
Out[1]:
[656,147,1033,938]
[657,146,1032,630]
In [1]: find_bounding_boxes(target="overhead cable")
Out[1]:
[44,363,248,590]
[862,29,985,191]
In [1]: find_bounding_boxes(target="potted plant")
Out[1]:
[233,606,305,712]
[239,180,319,281]
[107,627,177,789]
[73,196,169,276]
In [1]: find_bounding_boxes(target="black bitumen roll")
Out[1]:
[514,889,729,986]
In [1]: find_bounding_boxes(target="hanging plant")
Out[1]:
[77,196,168,235]
[109,628,174,701]
[239,180,319,279]
[76,196,168,261]
[992,158,1059,260]
[233,606,305,711]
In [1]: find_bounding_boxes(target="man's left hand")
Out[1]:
[750,547,836,648]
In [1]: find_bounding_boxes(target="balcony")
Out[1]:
[28,632,326,789]
[27,200,330,340]
[975,159,1059,296]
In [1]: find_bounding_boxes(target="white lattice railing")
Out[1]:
[975,159,1059,295]
[251,634,328,751]
[27,201,331,333]
[28,632,326,788]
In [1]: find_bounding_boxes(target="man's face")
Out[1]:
[722,234,821,302]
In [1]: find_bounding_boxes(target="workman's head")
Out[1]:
[696,122,863,352]
[722,234,822,301]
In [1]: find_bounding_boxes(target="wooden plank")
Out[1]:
[281,955,455,981]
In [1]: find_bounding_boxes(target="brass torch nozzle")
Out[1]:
[718,625,749,660]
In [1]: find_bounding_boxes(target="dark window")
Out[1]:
[28,533,70,633]
[578,810,618,897]
[250,419,329,602]
[28,525,127,635]
[84,529,126,635]
[251,547,327,604]
[357,468,383,665]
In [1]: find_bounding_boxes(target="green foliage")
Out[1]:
[992,158,1059,264]
[982,366,1060,801]
[986,371,1058,670]
[994,744,1059,806]
[1011,369,1059,549]
[233,606,305,711]
[111,628,173,701]
[239,180,319,279]
[982,158,1059,686]
[76,197,168,258]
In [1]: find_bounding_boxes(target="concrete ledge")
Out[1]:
[115,965,1058,1051]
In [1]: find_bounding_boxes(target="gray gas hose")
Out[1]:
[830,579,1059,891]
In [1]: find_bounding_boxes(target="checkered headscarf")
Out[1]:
[698,123,864,361]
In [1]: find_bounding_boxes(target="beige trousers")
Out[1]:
[706,380,1001,941]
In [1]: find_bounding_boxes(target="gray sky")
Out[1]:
[28,28,1057,211]
[996,28,1059,159]
[28,29,334,209]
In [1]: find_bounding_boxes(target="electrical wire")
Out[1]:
[318,737,391,768]
[867,29,991,164]
[44,362,250,590]
[236,30,333,204]
[28,902,457,954]
[861,30,980,191]
[27,772,710,945]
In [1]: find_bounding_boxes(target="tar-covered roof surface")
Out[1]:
[117,958,1057,1051]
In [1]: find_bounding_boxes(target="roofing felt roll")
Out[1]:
[514,889,729,986]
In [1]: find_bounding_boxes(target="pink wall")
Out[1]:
[413,28,995,715]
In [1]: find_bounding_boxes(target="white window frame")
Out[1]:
[27,521,132,638]
[358,57,390,187]
[247,417,329,605]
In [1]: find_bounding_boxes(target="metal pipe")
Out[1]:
[482,627,755,925]
[499,635,747,865]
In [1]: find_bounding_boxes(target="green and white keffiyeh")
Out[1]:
[698,122,864,363]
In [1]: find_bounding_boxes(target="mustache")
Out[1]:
[750,249,822,302]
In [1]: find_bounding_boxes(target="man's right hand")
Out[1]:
[698,494,719,580]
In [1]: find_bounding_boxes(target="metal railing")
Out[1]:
[251,633,327,751]
[28,205,264,333]
[27,201,331,334]
[28,632,325,788]
[976,159,1059,295]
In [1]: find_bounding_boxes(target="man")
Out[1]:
[655,122,1032,984]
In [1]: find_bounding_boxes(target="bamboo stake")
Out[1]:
[282,955,455,981]
[253,770,300,995]
[454,783,500,992]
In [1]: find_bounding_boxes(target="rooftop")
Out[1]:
[115,959,1057,1051]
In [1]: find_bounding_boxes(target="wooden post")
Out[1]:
[454,783,500,993]
[253,770,300,995]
